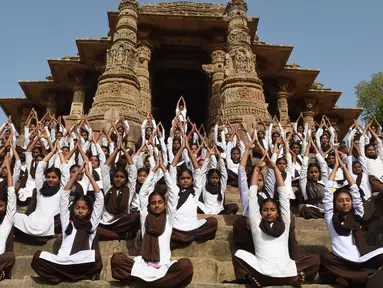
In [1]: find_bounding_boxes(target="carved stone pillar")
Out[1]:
[68,73,86,118]
[220,0,270,126]
[88,0,141,143]
[276,79,289,125]
[42,91,57,115]
[136,33,152,116]
[202,39,226,129]
[303,98,317,130]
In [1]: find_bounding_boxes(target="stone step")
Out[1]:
[14,226,331,260]
[0,277,339,287]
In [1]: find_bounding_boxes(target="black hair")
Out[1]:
[80,129,89,136]
[137,167,149,175]
[260,198,281,216]
[89,155,100,168]
[207,169,221,183]
[32,146,43,154]
[45,167,61,180]
[290,141,301,148]
[62,146,70,151]
[333,187,353,213]
[148,190,166,204]
[112,166,129,186]
[307,162,321,180]
[177,167,193,181]
[272,131,280,137]
[70,164,81,172]
[365,143,376,152]
[65,194,94,235]
[276,157,287,164]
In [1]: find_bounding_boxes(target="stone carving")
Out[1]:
[113,29,136,43]
[234,48,254,72]
[105,44,137,73]
[141,2,226,16]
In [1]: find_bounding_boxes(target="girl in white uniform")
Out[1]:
[111,153,194,287]
[198,147,238,215]
[233,153,304,287]
[14,143,69,244]
[0,157,16,280]
[31,162,104,283]
[97,143,140,241]
[169,139,218,250]
[320,151,383,288]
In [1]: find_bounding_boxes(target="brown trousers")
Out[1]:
[232,256,301,287]
[111,253,193,288]
[31,250,103,284]
[170,217,218,250]
[232,215,320,283]
[97,212,140,241]
[319,252,383,288]
[0,252,15,279]
[299,205,324,220]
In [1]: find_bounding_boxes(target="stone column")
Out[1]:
[68,72,86,118]
[202,38,226,129]
[42,91,57,115]
[220,0,270,126]
[88,0,141,142]
[136,32,153,116]
[303,97,317,130]
[276,79,289,125]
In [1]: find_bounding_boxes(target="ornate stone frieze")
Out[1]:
[141,2,226,16]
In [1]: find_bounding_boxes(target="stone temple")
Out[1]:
[0,0,362,143]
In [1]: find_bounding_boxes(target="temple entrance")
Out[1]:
[150,46,210,131]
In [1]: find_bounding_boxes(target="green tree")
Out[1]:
[355,72,383,125]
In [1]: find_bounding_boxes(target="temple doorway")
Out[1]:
[150,46,210,131]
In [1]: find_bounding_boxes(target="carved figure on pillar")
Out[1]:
[202,39,226,129]
[136,33,153,117]
[220,0,270,126]
[277,79,289,125]
[88,0,142,142]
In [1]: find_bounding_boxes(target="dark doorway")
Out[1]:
[151,46,210,131]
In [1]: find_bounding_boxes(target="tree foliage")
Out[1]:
[355,72,383,125]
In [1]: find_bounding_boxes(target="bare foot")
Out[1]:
[247,275,262,287]
[0,270,5,281]
[298,272,305,285]
[336,277,348,287]
[112,240,121,254]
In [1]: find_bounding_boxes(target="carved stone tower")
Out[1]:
[220,0,270,125]
[88,0,142,141]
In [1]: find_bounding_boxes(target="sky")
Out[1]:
[0,0,382,124]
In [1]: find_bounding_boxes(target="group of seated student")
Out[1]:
[0,97,383,287]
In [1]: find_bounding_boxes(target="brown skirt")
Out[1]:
[299,205,324,219]
[97,212,140,241]
[232,215,298,260]
[232,254,300,287]
[31,250,103,284]
[0,252,15,279]
[170,217,218,250]
[111,252,193,288]
[319,252,383,287]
